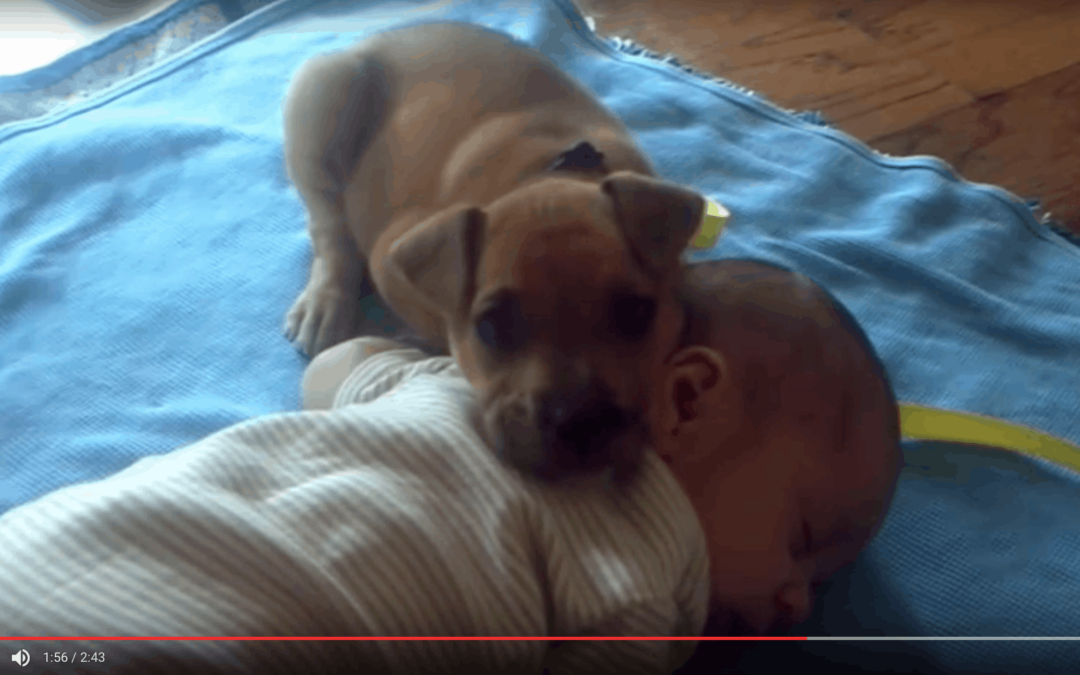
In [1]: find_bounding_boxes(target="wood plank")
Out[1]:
[842,0,1072,57]
[720,39,972,139]
[871,61,1080,233]
[827,0,928,29]
[574,0,1080,235]
[887,1,1080,97]
[578,0,851,58]
[576,0,973,139]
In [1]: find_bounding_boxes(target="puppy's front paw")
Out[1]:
[283,267,357,357]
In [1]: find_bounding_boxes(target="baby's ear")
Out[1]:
[663,346,727,427]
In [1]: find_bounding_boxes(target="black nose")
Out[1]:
[538,385,634,465]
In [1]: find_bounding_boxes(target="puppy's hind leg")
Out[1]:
[282,50,390,357]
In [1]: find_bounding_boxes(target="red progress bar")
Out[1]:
[2,636,808,641]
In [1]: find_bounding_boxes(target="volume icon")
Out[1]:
[10,649,29,667]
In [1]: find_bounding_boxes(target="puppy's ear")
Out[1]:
[602,172,705,278]
[385,205,486,317]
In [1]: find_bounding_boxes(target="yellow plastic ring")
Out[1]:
[899,403,1080,474]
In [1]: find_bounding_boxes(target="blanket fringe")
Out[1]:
[588,22,1080,245]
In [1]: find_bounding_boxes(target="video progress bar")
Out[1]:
[806,637,1080,641]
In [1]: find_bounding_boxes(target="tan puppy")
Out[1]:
[282,23,705,480]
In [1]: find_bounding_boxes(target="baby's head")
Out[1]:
[651,260,903,635]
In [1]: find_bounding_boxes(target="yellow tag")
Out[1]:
[691,199,730,250]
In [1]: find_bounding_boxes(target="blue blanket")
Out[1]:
[2,0,1079,672]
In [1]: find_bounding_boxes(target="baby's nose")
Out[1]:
[775,583,814,626]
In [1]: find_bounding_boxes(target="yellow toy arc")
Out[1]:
[899,403,1080,475]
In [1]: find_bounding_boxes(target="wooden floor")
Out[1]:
[575,0,1080,236]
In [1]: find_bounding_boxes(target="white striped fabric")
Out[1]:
[0,341,709,673]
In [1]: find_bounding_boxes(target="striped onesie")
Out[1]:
[0,341,710,673]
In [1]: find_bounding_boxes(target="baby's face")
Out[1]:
[652,345,902,635]
[694,422,892,635]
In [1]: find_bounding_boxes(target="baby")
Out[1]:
[0,260,900,674]
[657,259,903,636]
[304,258,904,638]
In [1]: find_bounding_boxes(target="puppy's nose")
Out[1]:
[537,382,634,465]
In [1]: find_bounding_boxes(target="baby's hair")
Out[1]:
[676,259,900,451]
[814,279,901,447]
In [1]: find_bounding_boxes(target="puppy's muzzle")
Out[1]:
[497,378,647,482]
[539,386,630,462]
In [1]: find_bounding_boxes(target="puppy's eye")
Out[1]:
[475,296,527,353]
[610,295,657,341]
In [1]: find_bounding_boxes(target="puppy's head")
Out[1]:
[385,172,705,481]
